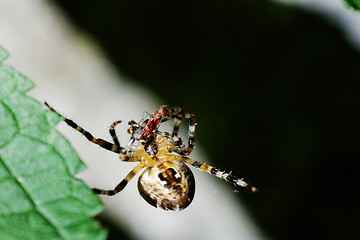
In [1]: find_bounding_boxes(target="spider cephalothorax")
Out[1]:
[45,103,257,211]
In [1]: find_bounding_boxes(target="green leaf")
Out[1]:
[0,45,107,240]
[343,0,360,11]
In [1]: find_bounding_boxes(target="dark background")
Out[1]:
[54,0,360,239]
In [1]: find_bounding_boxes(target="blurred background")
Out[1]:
[1,0,360,239]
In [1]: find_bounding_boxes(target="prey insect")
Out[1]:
[45,103,257,211]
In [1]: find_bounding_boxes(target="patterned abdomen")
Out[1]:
[138,160,195,211]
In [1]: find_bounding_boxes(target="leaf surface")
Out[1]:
[0,46,106,240]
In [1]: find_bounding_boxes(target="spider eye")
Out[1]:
[138,161,195,211]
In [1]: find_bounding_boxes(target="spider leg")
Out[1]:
[93,163,145,195]
[109,120,122,147]
[166,106,184,137]
[172,118,182,137]
[183,157,258,192]
[45,102,122,153]
[168,107,196,156]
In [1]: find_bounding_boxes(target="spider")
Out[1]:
[45,103,257,211]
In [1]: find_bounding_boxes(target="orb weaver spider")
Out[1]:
[45,103,257,211]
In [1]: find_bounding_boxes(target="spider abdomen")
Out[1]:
[138,160,195,211]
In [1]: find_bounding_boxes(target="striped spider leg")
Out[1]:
[183,158,258,193]
[165,106,196,156]
[44,102,122,154]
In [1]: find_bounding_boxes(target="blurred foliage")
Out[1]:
[0,46,106,240]
[344,0,360,10]
[54,0,360,239]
